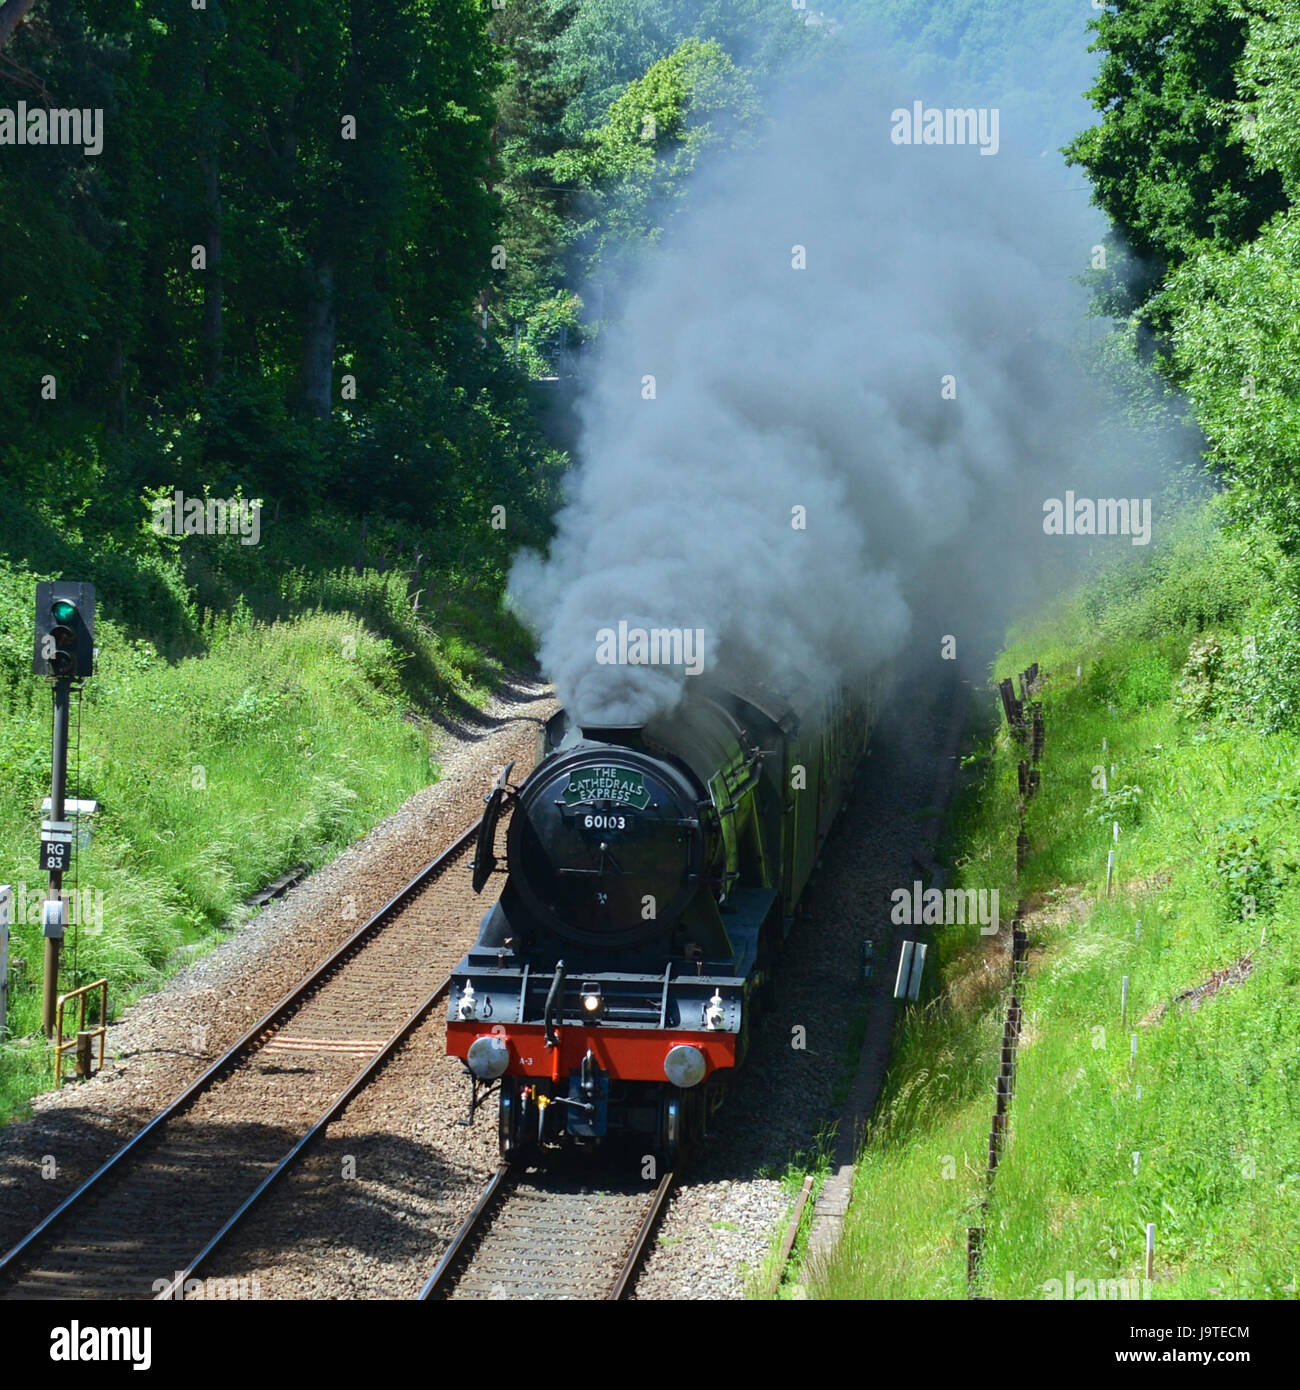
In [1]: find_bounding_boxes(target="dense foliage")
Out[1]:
[0,2,520,498]
[1066,0,1300,558]
[1063,0,1286,313]
[0,0,828,594]
[484,0,814,367]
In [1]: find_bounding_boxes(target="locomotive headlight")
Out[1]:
[457,982,478,1021]
[580,983,603,1017]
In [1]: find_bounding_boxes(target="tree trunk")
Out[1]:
[300,259,335,418]
[199,148,224,386]
[0,0,37,52]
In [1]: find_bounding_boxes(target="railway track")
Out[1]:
[420,1163,674,1301]
[0,820,482,1301]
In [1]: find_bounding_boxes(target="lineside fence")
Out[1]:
[969,663,1042,1296]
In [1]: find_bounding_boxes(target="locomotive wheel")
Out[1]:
[656,1087,702,1168]
[657,1092,682,1167]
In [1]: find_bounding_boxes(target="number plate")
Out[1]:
[39,839,71,872]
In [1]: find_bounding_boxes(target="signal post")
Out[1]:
[32,581,95,1038]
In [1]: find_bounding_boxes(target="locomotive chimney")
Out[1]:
[579,724,646,749]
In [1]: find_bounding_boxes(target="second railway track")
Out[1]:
[420,1163,674,1300]
[0,820,484,1301]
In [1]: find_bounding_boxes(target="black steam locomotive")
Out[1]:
[446,675,874,1160]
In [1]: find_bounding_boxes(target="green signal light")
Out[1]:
[52,600,77,623]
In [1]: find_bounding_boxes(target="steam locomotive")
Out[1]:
[446,674,875,1161]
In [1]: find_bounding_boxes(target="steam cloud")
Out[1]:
[510,48,1177,728]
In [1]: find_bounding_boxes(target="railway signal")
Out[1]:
[32,581,96,1037]
[32,581,95,680]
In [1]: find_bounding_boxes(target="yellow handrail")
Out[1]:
[54,978,108,1085]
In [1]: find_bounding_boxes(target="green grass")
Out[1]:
[811,498,1300,1300]
[745,1137,835,1300]
[809,937,1006,1300]
[0,552,520,1123]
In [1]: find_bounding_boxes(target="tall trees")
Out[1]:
[485,1,793,366]
[561,36,757,277]
[1161,0,1300,553]
[547,0,806,140]
[0,0,809,537]
[490,0,580,312]
[1063,0,1286,316]
[0,0,507,514]
[1063,0,1300,555]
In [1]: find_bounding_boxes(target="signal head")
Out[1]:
[33,582,95,680]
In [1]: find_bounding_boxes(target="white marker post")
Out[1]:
[894,941,926,1002]
[894,941,915,1000]
[1106,849,1114,899]
[1145,1223,1155,1279]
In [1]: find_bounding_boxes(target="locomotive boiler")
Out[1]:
[446,674,874,1161]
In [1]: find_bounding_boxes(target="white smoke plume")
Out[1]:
[510,46,1178,727]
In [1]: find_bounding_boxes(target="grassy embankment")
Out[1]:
[0,506,534,1124]
[806,500,1300,1299]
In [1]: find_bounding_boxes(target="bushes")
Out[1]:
[1087,782,1145,829]
[1237,609,1300,731]
[1175,634,1229,724]
[1080,502,1269,645]
[1047,502,1300,736]
[1211,817,1295,922]
[1175,607,1300,733]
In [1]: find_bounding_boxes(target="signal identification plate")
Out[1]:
[39,838,71,872]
